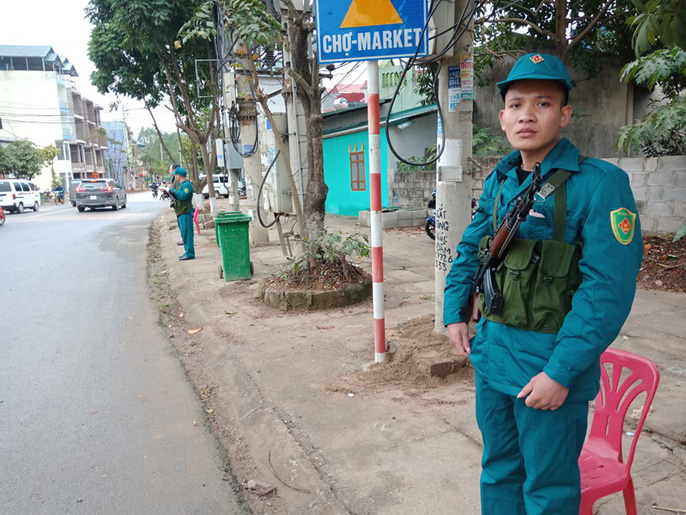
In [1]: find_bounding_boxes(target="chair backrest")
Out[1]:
[587,348,660,467]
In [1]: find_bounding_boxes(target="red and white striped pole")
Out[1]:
[367,60,386,363]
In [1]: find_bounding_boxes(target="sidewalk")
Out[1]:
[152,199,686,515]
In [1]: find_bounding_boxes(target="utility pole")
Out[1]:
[434,1,474,333]
[234,74,269,243]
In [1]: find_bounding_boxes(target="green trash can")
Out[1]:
[216,214,253,281]
[214,211,243,247]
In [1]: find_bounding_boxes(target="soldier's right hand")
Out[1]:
[447,323,470,357]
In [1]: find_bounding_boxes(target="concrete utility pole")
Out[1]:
[434,1,474,333]
[236,100,269,243]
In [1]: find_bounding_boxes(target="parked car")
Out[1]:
[202,174,230,199]
[0,179,42,213]
[201,174,246,198]
[75,179,127,212]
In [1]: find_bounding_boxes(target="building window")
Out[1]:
[349,143,366,192]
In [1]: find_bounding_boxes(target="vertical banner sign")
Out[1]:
[315,0,429,63]
[448,65,461,113]
[459,54,474,100]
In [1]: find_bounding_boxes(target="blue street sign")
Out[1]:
[315,0,429,64]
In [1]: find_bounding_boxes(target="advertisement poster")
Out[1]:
[448,65,461,112]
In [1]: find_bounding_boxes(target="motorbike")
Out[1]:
[425,188,436,240]
[152,187,159,199]
[54,190,65,204]
[0,206,5,226]
[160,189,171,201]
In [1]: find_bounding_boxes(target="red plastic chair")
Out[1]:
[193,206,201,234]
[579,348,660,515]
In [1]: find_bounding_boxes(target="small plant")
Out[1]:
[473,124,509,156]
[275,232,370,286]
[396,144,437,172]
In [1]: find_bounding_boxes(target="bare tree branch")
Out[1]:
[493,17,556,39]
[568,0,616,51]
[144,101,175,162]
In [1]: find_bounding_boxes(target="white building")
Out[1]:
[0,45,107,190]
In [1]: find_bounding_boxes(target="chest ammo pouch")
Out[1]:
[478,168,583,334]
[173,184,192,216]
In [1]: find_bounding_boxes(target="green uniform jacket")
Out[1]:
[170,180,193,217]
[444,138,643,401]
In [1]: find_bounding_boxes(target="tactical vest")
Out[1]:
[478,167,583,334]
[173,181,193,217]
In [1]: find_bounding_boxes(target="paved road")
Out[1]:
[0,193,245,514]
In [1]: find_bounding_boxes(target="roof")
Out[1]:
[323,102,437,137]
[0,45,54,58]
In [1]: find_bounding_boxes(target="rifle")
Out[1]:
[470,162,543,322]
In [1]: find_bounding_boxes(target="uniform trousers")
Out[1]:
[178,212,195,258]
[475,373,588,515]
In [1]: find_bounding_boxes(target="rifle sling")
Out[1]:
[491,168,576,241]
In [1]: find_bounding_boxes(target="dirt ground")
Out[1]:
[638,235,686,293]
[147,214,684,514]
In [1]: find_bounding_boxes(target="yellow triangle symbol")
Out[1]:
[340,0,403,28]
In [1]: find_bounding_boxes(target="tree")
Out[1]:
[87,0,221,204]
[180,0,327,240]
[476,0,638,78]
[0,140,45,180]
[137,127,185,177]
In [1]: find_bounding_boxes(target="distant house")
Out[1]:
[0,45,107,189]
[323,100,437,216]
[321,60,437,216]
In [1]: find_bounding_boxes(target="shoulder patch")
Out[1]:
[184,187,189,194]
[611,208,636,245]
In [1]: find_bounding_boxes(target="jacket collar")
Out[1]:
[495,138,581,180]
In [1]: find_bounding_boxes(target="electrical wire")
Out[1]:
[256,148,281,228]
[384,0,482,167]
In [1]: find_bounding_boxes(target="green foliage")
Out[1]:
[276,232,370,282]
[50,170,61,190]
[628,0,686,55]
[621,47,686,98]
[618,47,686,155]
[179,0,280,50]
[87,0,214,116]
[0,140,44,180]
[414,63,439,106]
[616,95,686,155]
[473,124,509,156]
[674,223,686,243]
[137,127,186,177]
[396,144,437,172]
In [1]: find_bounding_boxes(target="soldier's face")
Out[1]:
[499,80,572,161]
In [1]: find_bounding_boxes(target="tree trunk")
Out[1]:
[302,92,327,242]
[286,9,328,242]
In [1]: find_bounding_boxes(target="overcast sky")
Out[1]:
[0,0,176,138]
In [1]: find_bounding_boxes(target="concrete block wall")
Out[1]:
[388,169,435,210]
[390,156,685,236]
[602,156,686,235]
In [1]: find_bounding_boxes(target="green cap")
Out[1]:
[173,167,187,177]
[497,53,573,100]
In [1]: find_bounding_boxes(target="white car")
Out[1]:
[202,175,230,199]
[0,179,42,213]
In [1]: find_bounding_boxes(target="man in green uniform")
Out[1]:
[166,166,195,261]
[444,53,643,514]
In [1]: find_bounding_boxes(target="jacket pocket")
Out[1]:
[530,240,582,332]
